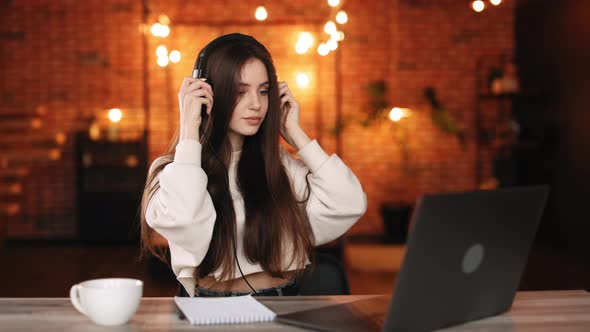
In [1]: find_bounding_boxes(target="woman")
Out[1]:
[140,33,367,297]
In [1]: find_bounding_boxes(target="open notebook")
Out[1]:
[174,295,276,325]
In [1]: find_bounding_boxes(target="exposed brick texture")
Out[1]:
[0,0,514,239]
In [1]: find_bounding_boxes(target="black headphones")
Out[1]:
[191,33,263,79]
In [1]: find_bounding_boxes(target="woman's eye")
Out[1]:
[239,90,246,96]
[260,90,268,95]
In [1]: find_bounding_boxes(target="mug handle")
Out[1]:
[69,284,87,316]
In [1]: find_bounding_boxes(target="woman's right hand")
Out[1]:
[178,77,214,140]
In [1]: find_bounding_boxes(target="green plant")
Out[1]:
[424,87,465,147]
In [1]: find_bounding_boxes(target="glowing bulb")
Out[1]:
[296,43,308,54]
[169,50,181,63]
[330,31,340,42]
[328,0,340,7]
[327,39,338,51]
[150,23,169,37]
[108,108,122,123]
[337,31,345,41]
[255,6,268,21]
[298,32,314,48]
[160,24,170,38]
[49,148,61,161]
[157,56,169,67]
[318,43,330,56]
[389,107,404,122]
[490,0,502,5]
[150,23,162,37]
[472,0,485,12]
[295,32,314,54]
[55,132,66,145]
[336,10,348,24]
[158,14,170,25]
[296,73,310,88]
[156,45,168,57]
[324,21,337,34]
[31,118,42,129]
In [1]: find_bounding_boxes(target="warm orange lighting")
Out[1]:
[255,6,268,21]
[108,108,122,123]
[295,32,314,54]
[157,56,169,67]
[55,132,66,145]
[490,0,502,5]
[49,148,61,161]
[296,73,310,88]
[336,10,348,24]
[317,43,330,56]
[150,23,169,38]
[9,183,22,194]
[472,0,485,12]
[328,0,340,7]
[389,107,411,122]
[158,14,170,25]
[156,45,168,57]
[327,39,338,51]
[31,118,42,129]
[324,21,337,34]
[169,50,181,63]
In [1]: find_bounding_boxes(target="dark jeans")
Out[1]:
[175,279,301,320]
[196,278,299,297]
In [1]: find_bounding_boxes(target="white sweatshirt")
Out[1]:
[145,138,367,296]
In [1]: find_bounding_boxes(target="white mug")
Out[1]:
[70,278,143,326]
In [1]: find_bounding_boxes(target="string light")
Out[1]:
[335,10,348,24]
[389,107,411,122]
[255,6,268,21]
[296,73,310,88]
[330,31,340,42]
[327,39,338,51]
[158,14,170,25]
[296,32,314,54]
[324,21,337,34]
[169,50,181,63]
[389,108,403,122]
[155,45,168,57]
[157,56,169,67]
[317,43,330,56]
[472,0,485,12]
[150,23,169,38]
[328,0,340,7]
[108,108,123,123]
[490,0,502,5]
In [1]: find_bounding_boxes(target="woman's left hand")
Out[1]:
[279,81,303,148]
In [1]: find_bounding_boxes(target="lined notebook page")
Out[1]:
[174,295,277,325]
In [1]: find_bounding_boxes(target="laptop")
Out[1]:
[276,186,550,331]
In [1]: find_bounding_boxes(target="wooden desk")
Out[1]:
[0,290,588,331]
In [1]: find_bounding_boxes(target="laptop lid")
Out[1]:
[276,186,549,332]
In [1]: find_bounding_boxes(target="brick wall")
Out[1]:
[0,0,514,239]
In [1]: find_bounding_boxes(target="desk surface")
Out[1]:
[0,290,588,331]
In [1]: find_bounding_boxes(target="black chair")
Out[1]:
[298,252,351,295]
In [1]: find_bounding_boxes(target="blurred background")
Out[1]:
[0,0,588,297]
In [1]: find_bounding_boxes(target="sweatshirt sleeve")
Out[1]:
[145,139,216,296]
[283,140,368,245]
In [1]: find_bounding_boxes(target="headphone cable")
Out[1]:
[205,138,258,295]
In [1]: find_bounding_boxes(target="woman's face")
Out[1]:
[227,57,269,142]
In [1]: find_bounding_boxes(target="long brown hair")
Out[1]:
[140,35,315,286]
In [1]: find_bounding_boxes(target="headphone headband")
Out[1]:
[192,33,261,79]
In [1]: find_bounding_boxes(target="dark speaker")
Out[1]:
[75,132,147,244]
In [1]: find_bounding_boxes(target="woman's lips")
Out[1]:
[244,117,262,125]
